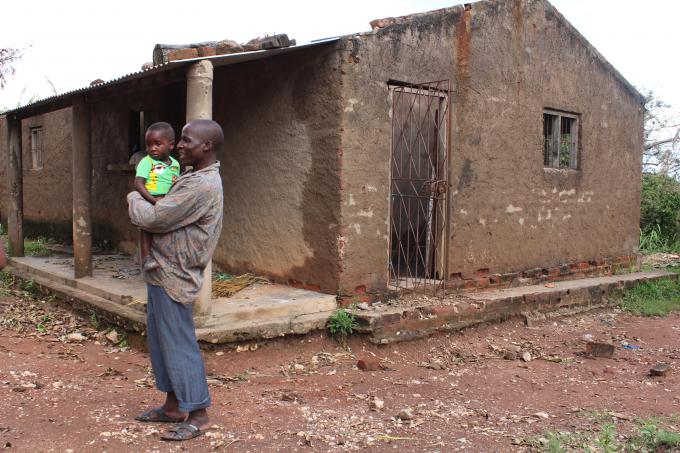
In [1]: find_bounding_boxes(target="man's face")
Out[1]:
[176,124,206,167]
[145,130,174,161]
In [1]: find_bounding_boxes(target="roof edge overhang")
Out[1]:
[1,38,340,119]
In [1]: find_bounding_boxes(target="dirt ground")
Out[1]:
[1,289,679,452]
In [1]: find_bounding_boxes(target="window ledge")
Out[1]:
[543,167,580,173]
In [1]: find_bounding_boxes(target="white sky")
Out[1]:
[1,0,678,113]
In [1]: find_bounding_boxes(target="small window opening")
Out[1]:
[29,127,43,170]
[128,110,149,157]
[543,110,579,170]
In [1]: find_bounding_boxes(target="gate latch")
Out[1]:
[421,180,448,195]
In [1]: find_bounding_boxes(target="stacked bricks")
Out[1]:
[447,254,640,293]
[337,285,383,308]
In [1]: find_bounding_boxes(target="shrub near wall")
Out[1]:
[640,173,680,251]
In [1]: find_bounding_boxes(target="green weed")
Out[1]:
[327,308,358,340]
[35,314,52,333]
[629,419,680,451]
[595,423,620,453]
[618,275,680,316]
[24,237,52,257]
[90,313,101,330]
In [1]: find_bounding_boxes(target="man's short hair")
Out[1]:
[146,122,175,142]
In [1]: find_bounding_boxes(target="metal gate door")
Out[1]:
[388,80,451,295]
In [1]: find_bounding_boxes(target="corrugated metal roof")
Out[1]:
[2,38,340,117]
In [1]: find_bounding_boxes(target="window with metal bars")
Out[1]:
[543,110,579,170]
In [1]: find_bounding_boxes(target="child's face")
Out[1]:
[145,130,174,160]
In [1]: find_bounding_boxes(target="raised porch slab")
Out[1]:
[6,256,337,343]
[352,271,677,344]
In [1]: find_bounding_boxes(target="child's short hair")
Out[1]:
[146,122,175,142]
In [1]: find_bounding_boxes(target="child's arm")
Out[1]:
[135,177,158,205]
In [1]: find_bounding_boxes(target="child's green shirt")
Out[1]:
[135,155,181,196]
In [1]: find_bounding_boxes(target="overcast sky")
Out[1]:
[1,0,678,114]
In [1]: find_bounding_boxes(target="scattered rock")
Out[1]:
[611,412,631,421]
[281,391,301,402]
[427,361,446,370]
[357,358,381,372]
[397,408,414,421]
[369,397,384,411]
[533,412,550,420]
[369,17,397,30]
[236,343,258,353]
[504,351,518,361]
[216,39,244,55]
[242,34,294,51]
[650,363,670,377]
[521,351,532,362]
[357,302,370,310]
[585,341,615,358]
[66,333,86,342]
[105,330,119,344]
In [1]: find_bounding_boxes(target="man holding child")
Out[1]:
[127,119,224,441]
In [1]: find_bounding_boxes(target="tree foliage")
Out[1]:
[0,47,22,89]
[640,173,680,246]
[643,91,680,178]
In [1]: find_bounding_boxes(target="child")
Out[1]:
[134,122,180,270]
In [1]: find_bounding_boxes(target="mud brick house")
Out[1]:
[0,0,644,306]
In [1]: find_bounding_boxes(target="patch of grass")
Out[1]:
[0,272,14,296]
[24,237,53,257]
[618,275,680,317]
[20,278,37,292]
[327,308,358,341]
[526,431,589,452]
[529,416,680,452]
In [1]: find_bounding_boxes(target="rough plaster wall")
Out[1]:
[89,82,186,248]
[448,0,643,277]
[211,46,343,293]
[0,110,72,229]
[338,0,643,293]
[338,11,458,294]
[19,109,73,224]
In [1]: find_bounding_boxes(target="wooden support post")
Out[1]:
[7,114,24,257]
[186,60,214,322]
[72,96,93,278]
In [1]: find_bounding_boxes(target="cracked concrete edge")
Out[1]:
[4,265,146,332]
[196,310,335,344]
[364,272,677,344]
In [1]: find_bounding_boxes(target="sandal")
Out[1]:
[161,422,204,441]
[135,408,186,423]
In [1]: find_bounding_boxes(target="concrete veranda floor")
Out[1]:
[7,255,337,343]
